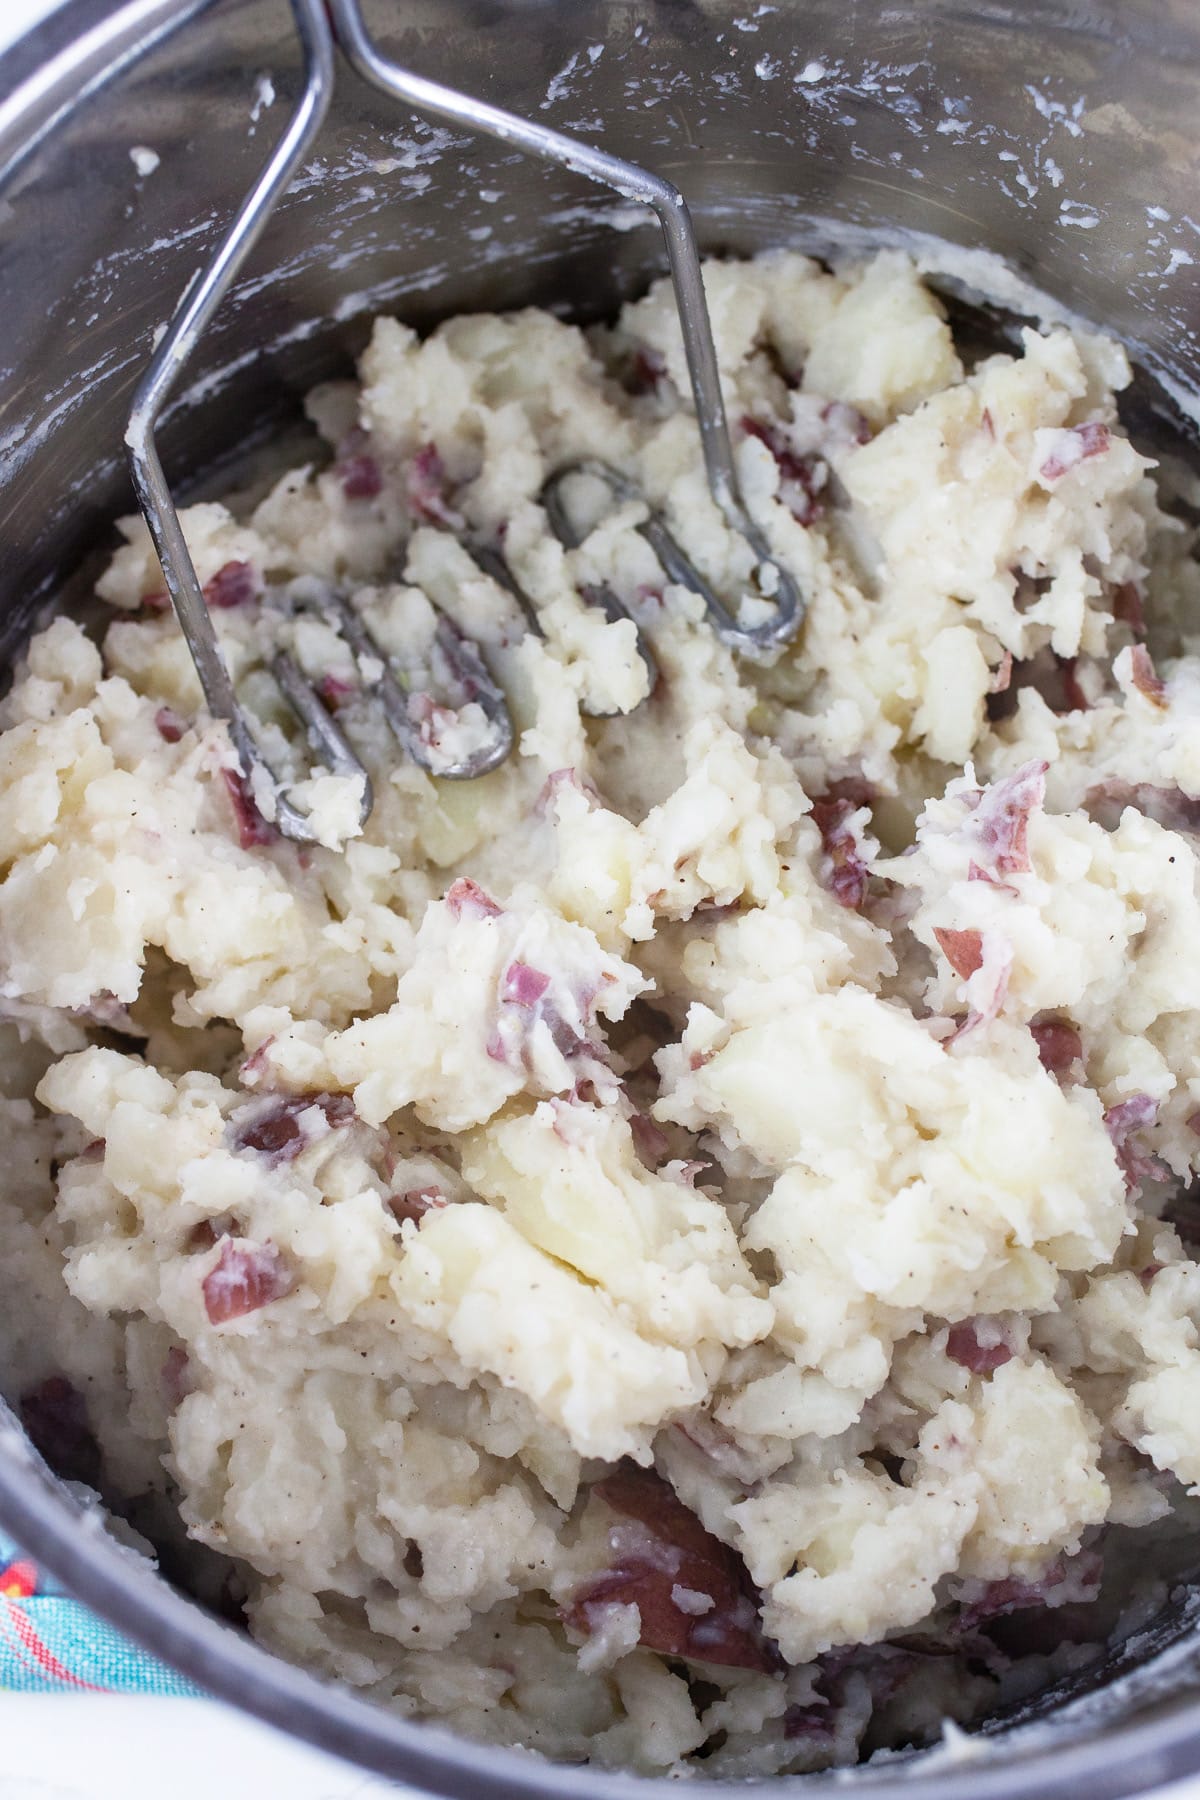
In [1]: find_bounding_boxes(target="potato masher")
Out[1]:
[125,0,806,843]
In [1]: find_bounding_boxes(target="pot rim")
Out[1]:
[1,3,1200,1795]
[5,1412,1200,1800]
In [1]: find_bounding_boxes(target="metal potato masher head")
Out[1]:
[126,0,806,843]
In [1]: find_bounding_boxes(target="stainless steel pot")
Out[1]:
[3,0,1200,1791]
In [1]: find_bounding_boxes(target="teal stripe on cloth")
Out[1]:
[0,1531,202,1694]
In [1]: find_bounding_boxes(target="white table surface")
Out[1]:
[2,0,1200,1794]
[2,0,63,51]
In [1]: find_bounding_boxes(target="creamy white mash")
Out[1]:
[2,250,1200,1774]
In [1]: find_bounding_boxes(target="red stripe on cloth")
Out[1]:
[0,1596,108,1691]
[0,1596,41,1681]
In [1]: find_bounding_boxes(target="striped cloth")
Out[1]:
[0,1531,198,1693]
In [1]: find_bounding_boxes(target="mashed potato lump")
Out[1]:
[3,250,1200,1774]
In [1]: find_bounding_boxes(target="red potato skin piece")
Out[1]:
[1104,1094,1168,1193]
[339,452,383,500]
[221,769,279,850]
[960,1569,1063,1630]
[820,774,876,810]
[388,1187,449,1226]
[1128,644,1168,709]
[203,560,261,609]
[1030,1020,1083,1078]
[537,767,602,815]
[202,1239,293,1325]
[820,400,873,446]
[967,860,1017,895]
[1112,581,1146,637]
[1039,421,1110,482]
[623,346,666,396]
[565,1463,781,1674]
[989,652,1013,695]
[945,1321,1014,1373]
[969,761,1047,878]
[407,693,462,755]
[161,1345,192,1407]
[959,1550,1102,1635]
[335,427,383,500]
[740,415,826,526]
[155,706,186,743]
[1056,656,1091,714]
[406,443,463,528]
[231,1092,355,1164]
[1084,780,1200,834]
[933,926,984,981]
[809,796,870,910]
[630,1111,670,1169]
[445,876,502,920]
[316,674,356,707]
[488,962,607,1072]
[501,962,551,1007]
[783,1704,834,1741]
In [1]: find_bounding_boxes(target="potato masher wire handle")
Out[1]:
[125,0,373,840]
[327,0,804,656]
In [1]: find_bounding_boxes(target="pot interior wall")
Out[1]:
[3,0,1200,1779]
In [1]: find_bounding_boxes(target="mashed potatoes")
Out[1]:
[2,249,1200,1774]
